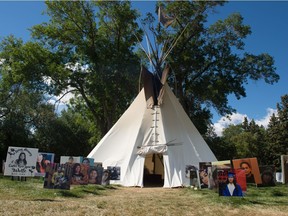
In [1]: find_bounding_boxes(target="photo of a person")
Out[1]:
[222,172,243,197]
[36,154,50,174]
[240,161,255,183]
[15,152,27,167]
[52,166,67,189]
[4,147,38,177]
[185,165,200,188]
[71,163,88,185]
[82,158,90,167]
[88,168,99,184]
[108,166,120,180]
[43,163,71,190]
[261,171,275,186]
[68,156,74,164]
[102,170,110,186]
[199,169,209,188]
[259,166,276,187]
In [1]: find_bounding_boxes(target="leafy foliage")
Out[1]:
[212,96,288,169]
[143,1,279,134]
[0,1,283,164]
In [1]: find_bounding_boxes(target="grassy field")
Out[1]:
[0,175,288,216]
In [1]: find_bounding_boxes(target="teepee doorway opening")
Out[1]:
[143,153,164,187]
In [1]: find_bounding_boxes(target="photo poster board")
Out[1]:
[232,157,262,184]
[4,146,38,177]
[281,155,288,184]
[71,163,89,185]
[185,165,200,188]
[107,166,121,180]
[218,168,244,197]
[209,160,232,191]
[80,157,94,167]
[198,162,211,189]
[43,163,72,190]
[217,167,229,196]
[258,165,276,187]
[93,162,103,168]
[60,156,81,165]
[101,169,110,185]
[35,152,55,177]
[88,165,103,184]
[211,160,232,169]
[235,168,247,192]
[208,166,218,190]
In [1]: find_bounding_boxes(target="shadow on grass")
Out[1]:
[104,185,119,190]
[81,189,101,195]
[33,198,60,202]
[248,200,265,205]
[56,185,119,198]
[58,190,83,198]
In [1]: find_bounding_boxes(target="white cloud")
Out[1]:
[46,90,75,114]
[212,108,277,136]
[255,108,277,128]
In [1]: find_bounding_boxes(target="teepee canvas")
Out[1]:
[88,74,217,187]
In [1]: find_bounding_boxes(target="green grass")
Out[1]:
[183,183,288,207]
[0,175,113,200]
[1,174,288,216]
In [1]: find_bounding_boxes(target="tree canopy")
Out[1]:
[0,1,282,163]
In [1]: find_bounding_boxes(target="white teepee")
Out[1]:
[88,6,217,187]
[87,82,217,187]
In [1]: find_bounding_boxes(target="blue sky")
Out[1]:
[0,1,287,135]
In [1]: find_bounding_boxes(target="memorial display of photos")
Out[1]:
[107,166,120,180]
[60,156,81,165]
[43,163,72,190]
[185,165,200,188]
[232,158,262,185]
[35,152,55,177]
[199,162,211,189]
[88,165,103,184]
[258,165,276,187]
[2,145,287,195]
[218,169,243,197]
[70,163,89,185]
[4,147,38,177]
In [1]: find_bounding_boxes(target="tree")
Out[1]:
[0,36,58,164]
[205,125,236,160]
[144,1,279,134]
[34,109,93,162]
[266,95,288,170]
[220,118,268,161]
[0,1,280,149]
[28,1,143,138]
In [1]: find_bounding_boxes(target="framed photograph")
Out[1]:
[80,157,94,167]
[232,158,261,184]
[107,166,120,180]
[4,147,38,177]
[185,165,200,188]
[88,166,103,184]
[35,152,55,177]
[258,165,276,187]
[43,163,71,190]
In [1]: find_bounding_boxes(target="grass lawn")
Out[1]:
[0,175,288,216]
